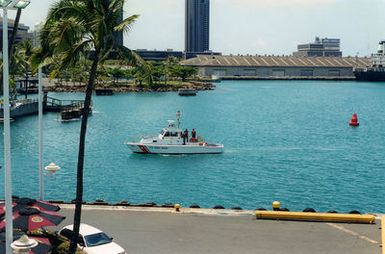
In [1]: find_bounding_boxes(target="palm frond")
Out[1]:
[114,14,139,33]
[109,0,124,13]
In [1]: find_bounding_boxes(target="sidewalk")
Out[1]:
[58,205,381,254]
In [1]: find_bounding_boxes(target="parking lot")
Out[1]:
[58,205,382,254]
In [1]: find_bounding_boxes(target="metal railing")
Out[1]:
[45,96,89,112]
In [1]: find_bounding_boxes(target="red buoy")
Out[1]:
[349,113,359,127]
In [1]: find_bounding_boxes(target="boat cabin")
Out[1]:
[159,120,182,140]
[159,120,183,144]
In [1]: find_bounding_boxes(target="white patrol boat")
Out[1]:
[126,112,224,154]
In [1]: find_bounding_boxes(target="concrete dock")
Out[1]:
[57,205,382,254]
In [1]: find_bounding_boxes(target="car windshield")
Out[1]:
[84,232,112,247]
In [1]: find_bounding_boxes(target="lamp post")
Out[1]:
[38,67,43,200]
[38,162,60,200]
[1,1,31,253]
[32,22,44,200]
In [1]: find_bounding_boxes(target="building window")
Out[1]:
[212,69,227,77]
[243,69,256,76]
[272,69,286,77]
[328,70,341,76]
[300,69,314,76]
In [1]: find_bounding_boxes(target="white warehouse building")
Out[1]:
[181,55,370,79]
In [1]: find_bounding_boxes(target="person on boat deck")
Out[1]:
[183,129,188,145]
[191,129,197,142]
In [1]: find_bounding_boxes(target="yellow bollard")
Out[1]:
[175,204,181,212]
[272,201,280,211]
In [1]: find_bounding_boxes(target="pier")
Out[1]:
[0,95,88,120]
[44,95,90,121]
[43,95,86,112]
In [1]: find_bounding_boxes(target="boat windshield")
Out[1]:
[162,131,179,137]
[160,129,180,137]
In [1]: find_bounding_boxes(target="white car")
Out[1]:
[59,224,126,254]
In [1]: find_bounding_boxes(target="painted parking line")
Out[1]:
[326,223,379,245]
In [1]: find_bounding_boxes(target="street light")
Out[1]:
[2,1,31,253]
[38,162,60,199]
[0,1,12,7]
[11,0,30,8]
[11,235,38,254]
[45,162,61,175]
[38,67,43,200]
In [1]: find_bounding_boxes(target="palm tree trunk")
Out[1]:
[68,52,99,254]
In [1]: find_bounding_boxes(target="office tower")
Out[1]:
[185,0,210,53]
[114,7,124,47]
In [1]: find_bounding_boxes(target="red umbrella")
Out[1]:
[0,206,4,220]
[1,198,60,217]
[28,236,52,254]
[13,198,60,212]
[0,207,65,232]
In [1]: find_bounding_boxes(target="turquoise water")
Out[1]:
[1,80,385,212]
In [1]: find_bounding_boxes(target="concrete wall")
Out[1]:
[200,66,354,78]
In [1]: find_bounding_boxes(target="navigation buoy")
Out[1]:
[349,113,359,127]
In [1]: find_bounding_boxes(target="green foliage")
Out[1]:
[38,1,141,253]
[26,229,83,254]
[35,0,141,75]
[170,65,198,82]
[126,57,197,86]
[108,67,126,84]
[57,240,82,254]
[11,39,34,77]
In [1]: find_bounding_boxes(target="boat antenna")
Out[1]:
[177,110,181,128]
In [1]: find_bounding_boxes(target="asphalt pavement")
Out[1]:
[57,205,382,254]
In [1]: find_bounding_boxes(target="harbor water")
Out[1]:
[1,80,385,212]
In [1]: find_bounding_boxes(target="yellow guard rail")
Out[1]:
[381,215,385,254]
[256,211,376,224]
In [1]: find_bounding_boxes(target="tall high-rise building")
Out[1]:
[114,8,124,47]
[185,0,210,53]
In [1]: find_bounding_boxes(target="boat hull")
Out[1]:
[354,69,385,81]
[126,143,224,154]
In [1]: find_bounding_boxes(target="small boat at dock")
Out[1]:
[178,88,197,96]
[95,88,114,96]
[126,112,224,154]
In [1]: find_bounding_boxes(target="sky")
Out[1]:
[11,0,385,56]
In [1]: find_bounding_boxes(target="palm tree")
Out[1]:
[1,8,24,95]
[163,56,179,85]
[12,39,33,98]
[34,1,140,253]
